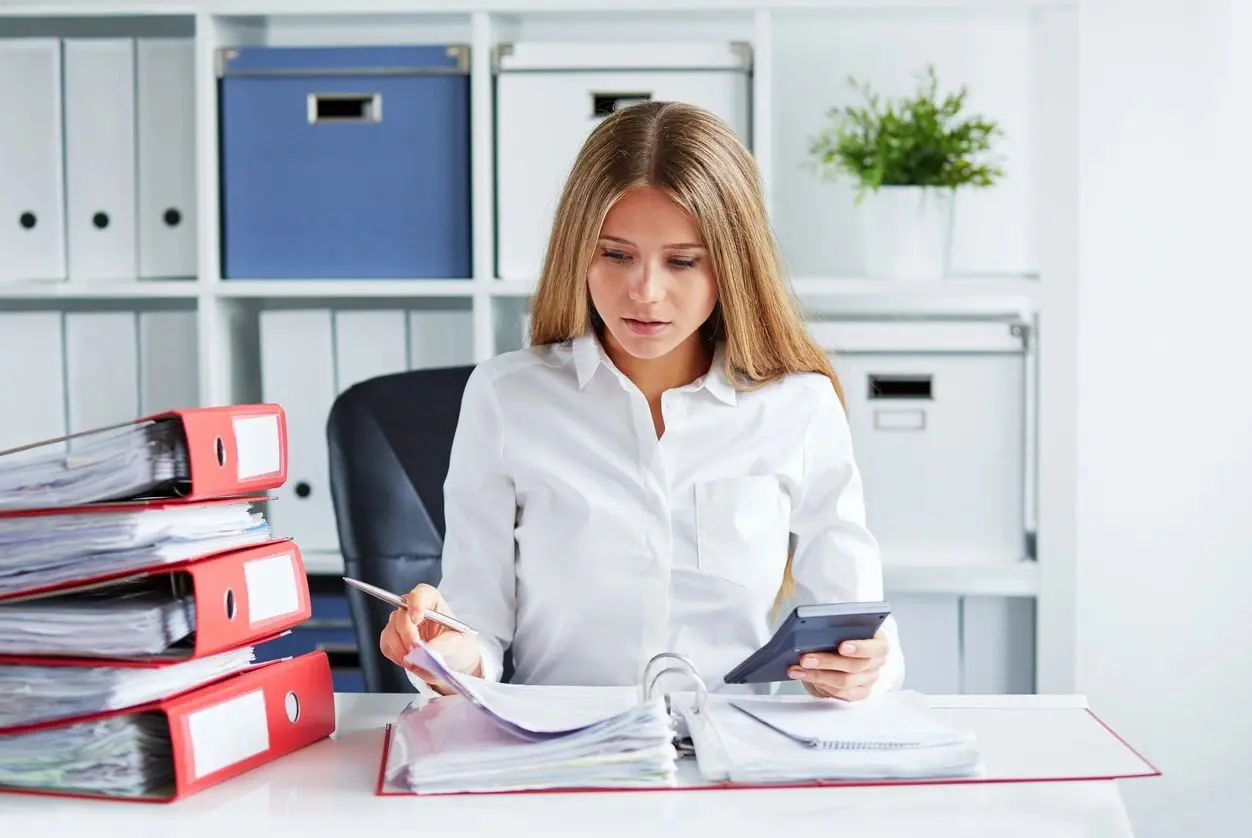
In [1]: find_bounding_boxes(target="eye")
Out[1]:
[600,248,631,264]
[669,257,699,270]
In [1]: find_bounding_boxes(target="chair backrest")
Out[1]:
[326,364,474,693]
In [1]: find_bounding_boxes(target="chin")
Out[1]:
[606,324,687,360]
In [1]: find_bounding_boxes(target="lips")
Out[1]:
[623,317,670,336]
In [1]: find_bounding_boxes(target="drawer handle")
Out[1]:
[868,374,932,400]
[307,93,381,124]
[592,92,651,118]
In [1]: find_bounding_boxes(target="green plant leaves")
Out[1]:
[807,65,1005,200]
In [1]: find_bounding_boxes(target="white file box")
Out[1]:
[810,318,1031,564]
[0,313,67,457]
[64,39,138,282]
[136,38,197,279]
[0,40,66,283]
[64,313,141,445]
[961,595,1036,694]
[493,41,752,281]
[407,309,474,370]
[259,309,339,552]
[889,595,962,694]
[333,310,409,391]
[138,310,200,414]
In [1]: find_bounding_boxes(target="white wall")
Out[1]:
[1077,0,1252,834]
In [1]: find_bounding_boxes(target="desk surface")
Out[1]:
[1,693,1137,838]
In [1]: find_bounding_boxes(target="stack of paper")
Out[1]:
[0,500,270,596]
[0,713,176,798]
[674,691,985,784]
[0,420,189,511]
[383,641,677,794]
[0,581,196,658]
[0,646,255,730]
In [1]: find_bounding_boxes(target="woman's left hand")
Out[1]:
[788,629,890,701]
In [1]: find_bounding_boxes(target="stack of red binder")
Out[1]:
[0,405,336,803]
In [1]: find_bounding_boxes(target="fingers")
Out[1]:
[796,661,876,696]
[803,680,873,702]
[794,649,885,675]
[838,632,889,661]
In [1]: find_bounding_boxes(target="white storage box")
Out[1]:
[493,41,753,280]
[808,318,1033,564]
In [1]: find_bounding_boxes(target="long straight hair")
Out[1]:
[528,101,843,609]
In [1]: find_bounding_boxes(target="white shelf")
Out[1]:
[0,1,1079,16]
[0,280,200,300]
[884,560,1039,597]
[212,279,480,299]
[0,0,1080,690]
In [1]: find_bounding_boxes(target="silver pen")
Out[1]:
[342,576,478,635]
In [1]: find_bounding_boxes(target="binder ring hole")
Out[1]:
[294,481,312,498]
[224,589,237,621]
[18,212,36,230]
[163,208,182,227]
[92,212,110,230]
[215,437,226,467]
[285,691,300,723]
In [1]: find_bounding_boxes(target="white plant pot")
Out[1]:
[855,186,955,280]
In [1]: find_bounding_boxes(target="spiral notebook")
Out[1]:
[377,640,1160,796]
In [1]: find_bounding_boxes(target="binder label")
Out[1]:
[233,414,282,479]
[187,689,271,779]
[244,550,302,624]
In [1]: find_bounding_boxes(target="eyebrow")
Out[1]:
[599,235,706,250]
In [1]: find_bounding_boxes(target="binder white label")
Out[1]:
[186,689,271,779]
[244,551,301,625]
[232,414,282,479]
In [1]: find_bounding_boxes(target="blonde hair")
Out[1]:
[528,100,841,614]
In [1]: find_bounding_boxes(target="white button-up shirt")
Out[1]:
[416,332,905,697]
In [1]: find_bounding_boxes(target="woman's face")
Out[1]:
[587,186,719,363]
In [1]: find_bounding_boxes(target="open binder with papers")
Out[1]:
[378,641,1160,796]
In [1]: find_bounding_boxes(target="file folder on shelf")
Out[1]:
[0,651,336,802]
[0,404,288,511]
[0,539,311,660]
[377,642,1160,796]
[0,496,272,598]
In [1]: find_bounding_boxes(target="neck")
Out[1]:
[603,331,713,402]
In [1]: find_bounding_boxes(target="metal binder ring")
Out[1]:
[642,652,700,691]
[644,664,709,716]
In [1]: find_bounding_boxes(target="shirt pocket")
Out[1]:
[693,476,792,590]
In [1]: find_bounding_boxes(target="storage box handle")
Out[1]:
[592,92,652,118]
[868,374,932,400]
[307,93,382,124]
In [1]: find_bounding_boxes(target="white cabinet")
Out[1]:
[812,318,1031,564]
[494,41,753,280]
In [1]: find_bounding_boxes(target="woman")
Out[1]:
[380,100,904,702]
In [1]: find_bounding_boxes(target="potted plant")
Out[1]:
[808,64,1004,280]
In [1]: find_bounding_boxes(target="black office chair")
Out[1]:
[325,364,476,693]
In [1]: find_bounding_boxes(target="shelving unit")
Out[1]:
[0,0,1079,696]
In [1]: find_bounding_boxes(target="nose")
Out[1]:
[628,258,664,303]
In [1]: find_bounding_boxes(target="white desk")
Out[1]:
[0,693,1138,838]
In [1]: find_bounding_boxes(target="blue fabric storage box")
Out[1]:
[218,44,471,279]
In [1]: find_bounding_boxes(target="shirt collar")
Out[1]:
[570,331,737,406]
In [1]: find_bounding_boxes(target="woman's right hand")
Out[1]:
[379,583,483,692]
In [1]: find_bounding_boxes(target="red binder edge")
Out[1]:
[0,652,336,804]
[0,528,282,604]
[373,706,1161,798]
[0,403,288,506]
[0,538,311,663]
